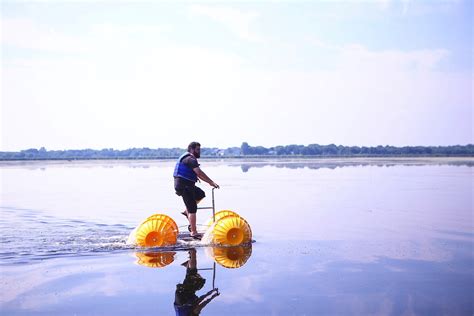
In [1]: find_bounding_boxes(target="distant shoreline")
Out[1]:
[2,144,472,160]
[1,155,473,162]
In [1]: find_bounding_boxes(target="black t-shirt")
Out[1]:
[174,154,200,188]
[182,155,200,169]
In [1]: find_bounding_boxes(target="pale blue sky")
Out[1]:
[1,0,472,151]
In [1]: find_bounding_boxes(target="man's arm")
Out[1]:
[193,167,219,188]
[193,288,220,314]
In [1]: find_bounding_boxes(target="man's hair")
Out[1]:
[188,142,201,152]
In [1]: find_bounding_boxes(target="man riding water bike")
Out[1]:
[173,142,219,240]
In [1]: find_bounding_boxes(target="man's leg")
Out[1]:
[189,213,198,235]
[182,200,200,220]
[185,189,205,217]
[187,248,197,268]
[182,186,199,236]
[189,187,206,235]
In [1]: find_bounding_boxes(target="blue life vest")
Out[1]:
[173,153,198,182]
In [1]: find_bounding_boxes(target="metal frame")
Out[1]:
[196,188,217,288]
[196,187,216,223]
[197,262,217,289]
[191,188,219,289]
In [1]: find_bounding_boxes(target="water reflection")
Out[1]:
[135,251,176,268]
[134,245,252,315]
[174,248,220,316]
[206,246,252,269]
[134,245,253,270]
[238,159,474,172]
[1,157,472,171]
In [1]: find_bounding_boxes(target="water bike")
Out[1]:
[127,188,252,247]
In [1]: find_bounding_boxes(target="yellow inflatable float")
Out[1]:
[210,214,252,246]
[134,214,178,247]
[204,210,240,228]
[129,196,252,246]
[129,188,252,247]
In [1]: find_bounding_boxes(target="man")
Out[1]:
[174,248,220,316]
[174,142,219,239]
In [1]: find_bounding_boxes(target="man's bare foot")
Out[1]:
[190,233,202,240]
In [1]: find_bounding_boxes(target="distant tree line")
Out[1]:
[240,142,474,156]
[0,146,240,160]
[0,143,472,160]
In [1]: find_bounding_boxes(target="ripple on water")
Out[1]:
[0,207,135,265]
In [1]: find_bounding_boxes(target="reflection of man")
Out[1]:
[174,142,219,240]
[174,249,220,316]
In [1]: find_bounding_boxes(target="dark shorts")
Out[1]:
[175,179,205,214]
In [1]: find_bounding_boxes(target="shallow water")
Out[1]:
[1,158,473,315]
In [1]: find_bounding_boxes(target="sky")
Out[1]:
[1,0,472,151]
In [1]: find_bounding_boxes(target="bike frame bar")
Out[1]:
[196,187,216,223]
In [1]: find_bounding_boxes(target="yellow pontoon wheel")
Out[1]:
[211,246,252,269]
[146,214,178,234]
[135,214,178,247]
[135,251,175,268]
[204,210,240,228]
[212,215,252,246]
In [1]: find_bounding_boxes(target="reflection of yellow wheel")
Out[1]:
[212,215,252,246]
[135,251,175,268]
[204,210,240,228]
[135,214,178,247]
[211,246,252,269]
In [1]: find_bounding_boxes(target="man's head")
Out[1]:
[188,141,201,158]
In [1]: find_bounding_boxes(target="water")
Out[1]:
[1,158,473,315]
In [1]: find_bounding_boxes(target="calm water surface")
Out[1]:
[1,158,473,315]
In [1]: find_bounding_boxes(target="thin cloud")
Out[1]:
[1,18,170,55]
[91,23,170,39]
[189,4,262,42]
[306,37,449,71]
[373,0,461,15]
[1,18,89,53]
[338,44,450,71]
